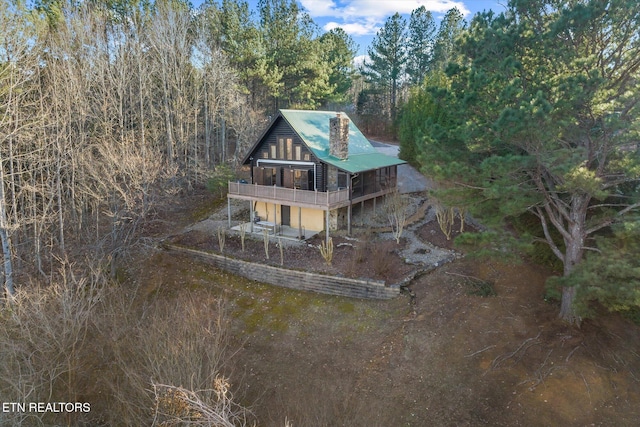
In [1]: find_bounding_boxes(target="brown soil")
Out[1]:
[139,189,640,426]
[171,227,417,284]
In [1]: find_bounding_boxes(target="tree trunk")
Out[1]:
[0,166,15,296]
[559,286,578,324]
[558,194,589,325]
[56,156,65,254]
[162,76,174,163]
[220,113,226,163]
[205,80,211,168]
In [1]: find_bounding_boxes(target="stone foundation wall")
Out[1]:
[167,245,399,300]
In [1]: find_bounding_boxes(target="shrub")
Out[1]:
[217,226,226,253]
[371,243,393,279]
[0,261,250,426]
[435,203,455,241]
[0,262,106,426]
[319,237,334,266]
[383,189,408,244]
[102,292,251,426]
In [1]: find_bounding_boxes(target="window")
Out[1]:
[267,168,276,186]
[278,138,284,159]
[338,171,347,189]
[270,144,277,159]
[286,138,293,160]
[304,153,311,161]
[295,145,301,161]
[294,170,302,189]
[377,168,385,189]
[293,169,311,190]
[352,174,362,197]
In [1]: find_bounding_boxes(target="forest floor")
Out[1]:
[138,187,640,427]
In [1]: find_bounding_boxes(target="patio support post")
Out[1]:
[250,201,254,233]
[273,203,277,235]
[298,207,302,239]
[325,209,330,244]
[227,198,231,228]
[348,174,353,236]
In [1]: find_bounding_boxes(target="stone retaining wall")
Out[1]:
[166,244,399,300]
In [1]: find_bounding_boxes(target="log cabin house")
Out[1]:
[227,109,406,241]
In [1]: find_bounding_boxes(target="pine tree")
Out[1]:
[258,0,330,111]
[361,12,407,121]
[398,71,449,165]
[318,27,357,105]
[430,8,465,71]
[416,0,640,324]
[406,6,436,85]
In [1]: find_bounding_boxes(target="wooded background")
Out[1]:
[0,0,462,292]
[2,0,639,323]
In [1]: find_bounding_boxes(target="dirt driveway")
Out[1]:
[370,139,433,194]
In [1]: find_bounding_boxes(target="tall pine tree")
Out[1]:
[416,0,640,324]
[430,7,465,71]
[258,0,330,111]
[318,27,357,105]
[406,6,436,85]
[361,12,407,121]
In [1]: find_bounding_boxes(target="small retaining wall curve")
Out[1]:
[166,244,399,300]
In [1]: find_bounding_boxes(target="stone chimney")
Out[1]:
[329,112,349,160]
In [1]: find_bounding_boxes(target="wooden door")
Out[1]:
[282,205,290,226]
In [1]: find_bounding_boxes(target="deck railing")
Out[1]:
[228,182,351,209]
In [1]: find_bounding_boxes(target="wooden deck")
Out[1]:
[227,182,395,210]
[227,182,351,210]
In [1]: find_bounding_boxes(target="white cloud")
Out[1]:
[299,0,339,16]
[344,0,470,19]
[300,0,471,18]
[323,19,380,36]
[300,0,471,37]
[353,54,369,68]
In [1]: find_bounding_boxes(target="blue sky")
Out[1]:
[193,1,507,55]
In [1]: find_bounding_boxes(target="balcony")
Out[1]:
[228,182,352,210]
[228,181,397,211]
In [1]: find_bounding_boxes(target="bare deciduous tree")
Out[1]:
[148,0,194,169]
[0,0,261,290]
[435,203,455,241]
[0,1,41,295]
[81,137,166,276]
[383,189,408,244]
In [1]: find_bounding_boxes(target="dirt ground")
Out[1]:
[141,189,640,426]
[171,223,417,285]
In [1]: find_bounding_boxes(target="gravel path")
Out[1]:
[373,199,460,267]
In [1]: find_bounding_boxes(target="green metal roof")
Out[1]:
[279,109,406,174]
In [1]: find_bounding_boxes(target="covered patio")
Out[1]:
[229,222,320,241]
